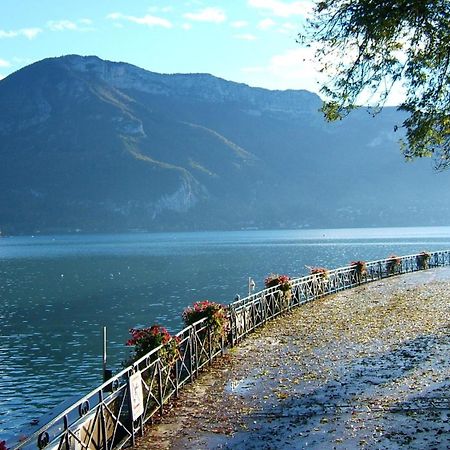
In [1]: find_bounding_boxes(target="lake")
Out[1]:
[2,227,450,441]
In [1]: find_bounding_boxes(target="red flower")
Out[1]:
[125,324,179,362]
[264,273,292,289]
[182,300,228,336]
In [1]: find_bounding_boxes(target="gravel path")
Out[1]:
[135,269,450,449]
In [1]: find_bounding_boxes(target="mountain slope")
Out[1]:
[0,55,448,234]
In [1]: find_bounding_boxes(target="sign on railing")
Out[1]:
[12,250,450,450]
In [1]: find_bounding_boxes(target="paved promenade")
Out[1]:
[135,269,450,449]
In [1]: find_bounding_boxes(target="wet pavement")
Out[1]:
[135,268,450,449]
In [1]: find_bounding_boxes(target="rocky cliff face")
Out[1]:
[0,55,448,234]
[61,55,320,116]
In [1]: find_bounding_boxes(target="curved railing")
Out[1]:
[13,318,226,450]
[12,250,450,450]
[229,250,450,342]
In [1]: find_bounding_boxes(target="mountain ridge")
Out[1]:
[0,55,448,234]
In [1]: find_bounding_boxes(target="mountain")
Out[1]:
[0,55,448,234]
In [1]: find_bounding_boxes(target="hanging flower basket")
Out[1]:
[183,300,229,341]
[264,274,292,292]
[416,251,431,270]
[386,255,401,275]
[350,260,367,278]
[264,273,293,306]
[125,325,180,366]
[309,266,329,279]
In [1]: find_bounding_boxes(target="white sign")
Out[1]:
[129,371,144,421]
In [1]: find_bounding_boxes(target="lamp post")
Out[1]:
[248,277,256,297]
[102,326,113,384]
[102,326,107,382]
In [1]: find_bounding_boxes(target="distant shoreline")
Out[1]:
[2,224,450,239]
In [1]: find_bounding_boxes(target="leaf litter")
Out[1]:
[135,268,450,449]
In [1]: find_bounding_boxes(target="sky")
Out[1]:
[0,0,403,105]
[0,0,327,93]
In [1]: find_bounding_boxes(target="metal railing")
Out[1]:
[13,250,450,450]
[14,317,226,450]
[229,251,450,342]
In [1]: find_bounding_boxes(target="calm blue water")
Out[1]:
[2,227,450,441]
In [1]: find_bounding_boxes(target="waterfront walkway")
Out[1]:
[135,269,450,449]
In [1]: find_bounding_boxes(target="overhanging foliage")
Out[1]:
[300,0,450,170]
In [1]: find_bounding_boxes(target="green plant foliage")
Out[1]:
[182,300,229,339]
[309,266,329,279]
[301,0,450,169]
[264,273,293,306]
[264,274,292,292]
[386,254,402,274]
[350,260,367,277]
[416,251,431,269]
[126,325,179,365]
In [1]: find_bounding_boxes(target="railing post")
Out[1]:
[243,305,247,335]
[126,371,136,448]
[251,301,256,331]
[63,415,70,450]
[175,353,180,398]
[230,308,236,347]
[262,293,267,325]
[158,360,164,417]
[193,327,199,377]
[208,326,213,364]
[99,390,108,450]
[190,327,197,381]
[187,330,194,382]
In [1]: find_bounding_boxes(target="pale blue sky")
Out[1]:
[0,0,323,92]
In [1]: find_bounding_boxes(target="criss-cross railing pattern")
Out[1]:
[13,250,450,450]
[229,250,450,342]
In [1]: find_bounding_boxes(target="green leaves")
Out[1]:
[183,300,229,338]
[302,0,450,169]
